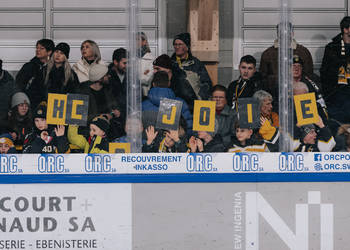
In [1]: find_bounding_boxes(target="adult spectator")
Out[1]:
[0,59,15,124]
[320,16,350,124]
[43,42,79,97]
[260,23,313,99]
[142,71,193,135]
[137,32,154,97]
[16,39,54,110]
[72,40,105,83]
[210,85,236,148]
[79,64,117,120]
[108,48,127,117]
[293,55,328,123]
[171,32,212,111]
[227,55,263,110]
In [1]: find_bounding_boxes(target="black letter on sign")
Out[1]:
[300,100,312,119]
[199,107,210,126]
[53,99,65,119]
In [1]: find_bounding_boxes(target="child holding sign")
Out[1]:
[68,115,109,153]
[23,104,70,153]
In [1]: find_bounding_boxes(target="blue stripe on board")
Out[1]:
[0,173,350,183]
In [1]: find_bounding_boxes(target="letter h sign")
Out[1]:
[47,93,89,126]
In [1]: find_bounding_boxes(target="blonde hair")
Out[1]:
[44,53,73,87]
[81,40,102,63]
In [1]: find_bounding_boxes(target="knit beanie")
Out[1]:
[293,54,304,65]
[89,64,108,82]
[300,124,315,139]
[153,54,172,70]
[91,115,110,134]
[33,104,47,119]
[11,92,30,108]
[54,42,70,59]
[0,133,14,147]
[173,32,191,49]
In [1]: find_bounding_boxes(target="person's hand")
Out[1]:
[145,126,158,145]
[144,69,150,75]
[189,136,197,152]
[196,138,204,152]
[167,130,180,142]
[54,125,65,137]
[40,131,49,141]
[315,115,325,128]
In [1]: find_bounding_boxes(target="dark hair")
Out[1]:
[239,55,256,67]
[152,71,169,88]
[112,48,127,62]
[36,39,55,52]
[340,16,350,33]
[211,84,228,100]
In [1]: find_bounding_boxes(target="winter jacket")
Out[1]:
[142,87,193,134]
[0,70,15,121]
[260,40,313,98]
[227,72,263,108]
[171,53,212,111]
[293,126,336,152]
[140,52,154,96]
[228,136,268,152]
[72,58,106,83]
[108,63,127,117]
[68,125,108,153]
[23,127,70,153]
[78,83,117,121]
[16,57,46,110]
[216,105,237,148]
[320,33,350,100]
[5,109,33,147]
[44,65,79,96]
[191,134,226,153]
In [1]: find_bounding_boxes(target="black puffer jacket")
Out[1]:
[16,57,46,110]
[171,53,212,112]
[0,70,15,121]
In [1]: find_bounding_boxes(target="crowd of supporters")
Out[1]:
[2,16,350,154]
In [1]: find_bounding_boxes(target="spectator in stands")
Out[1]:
[293,55,327,117]
[5,92,32,149]
[142,71,193,135]
[228,122,268,152]
[260,23,313,100]
[68,115,109,153]
[0,134,16,154]
[320,16,350,124]
[43,42,79,97]
[113,114,143,143]
[253,90,279,151]
[210,85,236,148]
[137,32,154,97]
[171,32,212,111]
[23,104,70,153]
[73,40,105,83]
[108,48,127,121]
[189,120,226,152]
[227,55,263,110]
[143,119,188,153]
[16,39,55,110]
[253,90,279,128]
[79,63,117,120]
[292,117,336,152]
[0,59,15,125]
